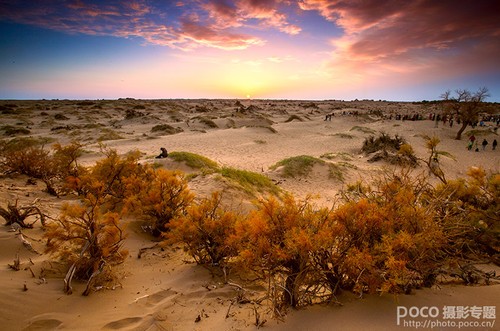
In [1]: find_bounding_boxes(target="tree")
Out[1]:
[441,87,490,140]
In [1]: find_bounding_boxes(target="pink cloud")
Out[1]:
[200,0,301,35]
[0,0,271,50]
[299,0,500,86]
[299,0,500,61]
[179,18,264,50]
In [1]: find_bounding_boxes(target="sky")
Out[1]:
[0,0,499,101]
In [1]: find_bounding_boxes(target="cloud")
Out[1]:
[0,0,299,50]
[299,0,500,83]
[201,0,301,35]
[236,0,302,35]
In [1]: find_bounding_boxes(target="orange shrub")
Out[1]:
[124,167,194,235]
[166,191,239,265]
[45,198,127,295]
[233,194,325,308]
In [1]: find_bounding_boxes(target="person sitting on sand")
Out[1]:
[155,147,168,159]
[493,139,498,150]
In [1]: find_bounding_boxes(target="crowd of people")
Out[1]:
[468,135,497,151]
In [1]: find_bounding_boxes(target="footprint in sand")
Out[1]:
[102,317,143,330]
[22,319,62,330]
[134,288,177,307]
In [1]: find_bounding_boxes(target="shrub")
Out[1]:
[232,194,323,310]
[2,126,31,136]
[166,191,239,265]
[168,151,219,173]
[124,168,194,236]
[151,124,183,135]
[270,155,324,178]
[45,198,127,295]
[98,128,124,141]
[362,133,417,166]
[198,117,218,128]
[0,137,67,195]
[350,126,376,134]
[362,133,404,154]
[68,148,142,208]
[219,167,279,195]
[284,115,304,122]
[0,137,51,178]
[434,167,499,262]
[0,199,46,228]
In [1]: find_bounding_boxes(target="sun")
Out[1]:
[246,94,251,99]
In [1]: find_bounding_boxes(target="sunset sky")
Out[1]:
[1,1,499,101]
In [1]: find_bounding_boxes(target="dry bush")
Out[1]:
[434,167,499,263]
[151,124,183,135]
[0,139,84,196]
[361,133,417,166]
[223,170,465,314]
[44,147,148,295]
[420,135,455,184]
[0,138,51,178]
[45,198,127,295]
[166,191,239,265]
[68,148,142,209]
[231,194,325,311]
[0,199,46,228]
[124,167,194,236]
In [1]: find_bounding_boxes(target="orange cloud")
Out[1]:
[0,1,276,50]
[299,0,500,87]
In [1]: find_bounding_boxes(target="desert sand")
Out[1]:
[0,99,498,330]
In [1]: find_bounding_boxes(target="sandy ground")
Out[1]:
[0,99,498,330]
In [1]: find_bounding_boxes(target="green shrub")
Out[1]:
[219,167,279,195]
[151,124,183,135]
[270,155,324,178]
[168,151,219,173]
[350,126,376,134]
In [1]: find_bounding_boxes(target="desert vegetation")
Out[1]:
[0,99,498,330]
[1,140,497,308]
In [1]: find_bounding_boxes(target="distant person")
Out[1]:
[492,139,497,150]
[481,139,488,151]
[155,147,168,158]
[467,140,473,151]
[469,134,476,143]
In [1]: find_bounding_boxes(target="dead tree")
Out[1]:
[441,87,490,140]
[0,199,46,228]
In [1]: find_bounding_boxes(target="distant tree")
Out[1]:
[440,87,490,140]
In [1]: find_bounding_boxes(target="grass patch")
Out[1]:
[284,115,304,122]
[2,126,31,136]
[254,139,267,144]
[168,151,219,173]
[350,126,376,134]
[198,117,218,128]
[327,162,357,182]
[151,124,183,135]
[270,155,324,178]
[320,152,353,161]
[465,129,497,137]
[250,125,277,133]
[219,167,279,195]
[332,133,354,139]
[98,128,124,141]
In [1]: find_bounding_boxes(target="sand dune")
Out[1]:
[0,99,498,330]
